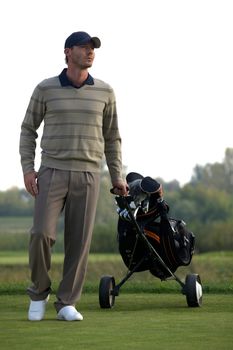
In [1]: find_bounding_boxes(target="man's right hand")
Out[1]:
[24,171,38,197]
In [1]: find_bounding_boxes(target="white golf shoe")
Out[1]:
[28,295,50,321]
[57,306,83,321]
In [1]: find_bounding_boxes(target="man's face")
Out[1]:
[66,42,95,69]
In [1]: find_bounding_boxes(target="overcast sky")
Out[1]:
[0,0,232,190]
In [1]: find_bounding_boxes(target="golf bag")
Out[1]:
[116,173,195,280]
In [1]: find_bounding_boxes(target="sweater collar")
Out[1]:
[59,68,94,88]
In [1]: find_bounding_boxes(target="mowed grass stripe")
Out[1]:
[0,252,122,265]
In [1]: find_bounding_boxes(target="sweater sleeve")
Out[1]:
[19,85,46,174]
[103,89,123,183]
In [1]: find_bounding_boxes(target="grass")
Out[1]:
[0,293,232,350]
[0,251,123,265]
[0,251,232,349]
[0,251,232,294]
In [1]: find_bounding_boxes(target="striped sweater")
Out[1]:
[19,69,123,183]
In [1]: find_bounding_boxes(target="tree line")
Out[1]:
[1,149,233,253]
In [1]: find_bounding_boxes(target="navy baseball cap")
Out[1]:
[64,31,101,49]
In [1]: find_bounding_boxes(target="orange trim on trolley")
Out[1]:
[144,229,160,243]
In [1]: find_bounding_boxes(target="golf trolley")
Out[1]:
[99,172,203,309]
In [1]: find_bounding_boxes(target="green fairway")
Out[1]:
[0,293,232,350]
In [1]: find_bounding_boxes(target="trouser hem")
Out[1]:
[26,286,51,301]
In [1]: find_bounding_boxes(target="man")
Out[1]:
[19,31,128,321]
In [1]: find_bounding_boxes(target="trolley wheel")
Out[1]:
[185,274,203,307]
[99,275,116,309]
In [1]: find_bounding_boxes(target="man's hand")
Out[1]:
[24,171,38,197]
[111,179,129,196]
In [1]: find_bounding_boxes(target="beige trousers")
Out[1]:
[27,166,100,312]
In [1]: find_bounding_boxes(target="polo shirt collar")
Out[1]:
[59,68,94,88]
